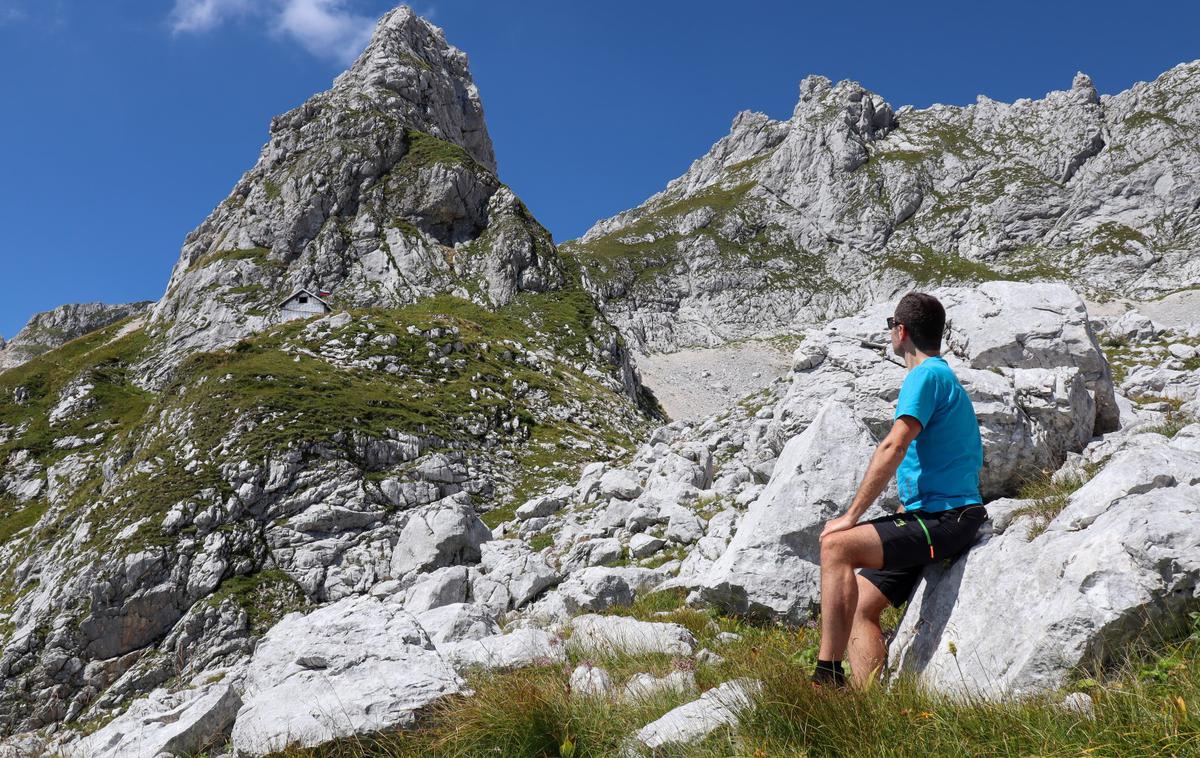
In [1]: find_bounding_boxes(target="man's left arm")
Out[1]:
[819,416,922,540]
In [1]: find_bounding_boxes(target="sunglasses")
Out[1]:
[886,317,904,331]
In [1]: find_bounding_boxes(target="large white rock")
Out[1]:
[402,565,469,612]
[415,603,500,645]
[569,663,615,698]
[560,537,624,572]
[529,567,669,623]
[699,401,883,622]
[64,680,241,758]
[515,491,567,521]
[626,678,760,752]
[438,628,566,672]
[629,533,665,558]
[1107,310,1159,342]
[888,442,1200,698]
[389,495,492,578]
[568,614,697,657]
[478,539,560,609]
[665,508,705,545]
[231,596,463,755]
[622,671,697,701]
[599,468,644,500]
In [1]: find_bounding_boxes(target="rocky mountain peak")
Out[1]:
[569,59,1199,354]
[1072,71,1100,104]
[326,5,495,171]
[144,6,558,378]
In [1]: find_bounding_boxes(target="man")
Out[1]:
[810,292,987,689]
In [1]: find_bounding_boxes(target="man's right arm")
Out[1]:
[819,416,921,540]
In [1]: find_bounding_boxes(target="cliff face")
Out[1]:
[0,302,152,372]
[567,63,1200,353]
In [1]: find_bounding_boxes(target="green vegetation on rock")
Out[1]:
[878,247,1004,285]
[205,569,310,634]
[191,247,273,271]
[402,128,476,170]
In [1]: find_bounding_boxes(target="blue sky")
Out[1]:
[0,0,1197,339]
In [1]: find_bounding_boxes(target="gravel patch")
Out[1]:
[635,341,792,422]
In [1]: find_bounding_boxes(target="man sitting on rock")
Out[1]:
[811,292,987,689]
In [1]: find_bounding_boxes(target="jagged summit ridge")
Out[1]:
[570,60,1200,354]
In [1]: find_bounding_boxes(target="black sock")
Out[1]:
[812,659,846,685]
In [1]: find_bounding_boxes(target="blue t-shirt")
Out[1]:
[894,356,983,513]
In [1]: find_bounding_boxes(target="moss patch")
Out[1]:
[205,569,309,634]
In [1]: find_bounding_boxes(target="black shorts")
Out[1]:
[857,504,988,608]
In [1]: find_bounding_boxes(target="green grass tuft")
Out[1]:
[1012,459,1105,538]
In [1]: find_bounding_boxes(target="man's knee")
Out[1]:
[820,531,867,566]
[820,533,850,565]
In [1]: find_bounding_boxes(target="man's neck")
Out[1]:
[904,349,939,370]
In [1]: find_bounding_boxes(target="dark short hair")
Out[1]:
[894,292,945,353]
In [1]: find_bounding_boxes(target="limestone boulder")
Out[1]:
[888,442,1200,698]
[626,679,760,753]
[560,537,624,572]
[389,494,491,578]
[622,671,697,701]
[63,679,240,758]
[438,629,566,672]
[600,469,644,500]
[230,596,463,755]
[414,603,500,645]
[515,490,568,521]
[478,539,560,609]
[568,615,697,657]
[402,566,470,612]
[529,567,668,623]
[629,533,665,559]
[570,664,615,698]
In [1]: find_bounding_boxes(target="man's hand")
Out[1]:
[820,513,858,541]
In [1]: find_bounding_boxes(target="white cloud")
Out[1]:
[169,0,376,64]
[275,0,376,64]
[169,0,254,34]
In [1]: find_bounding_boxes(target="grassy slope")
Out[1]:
[0,287,653,634]
[257,591,1200,758]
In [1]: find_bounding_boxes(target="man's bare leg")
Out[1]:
[817,524,885,664]
[847,575,890,688]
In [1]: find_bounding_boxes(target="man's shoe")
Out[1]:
[810,664,848,691]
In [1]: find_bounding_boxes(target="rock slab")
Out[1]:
[230,595,463,755]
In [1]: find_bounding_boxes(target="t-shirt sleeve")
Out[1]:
[895,367,938,428]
